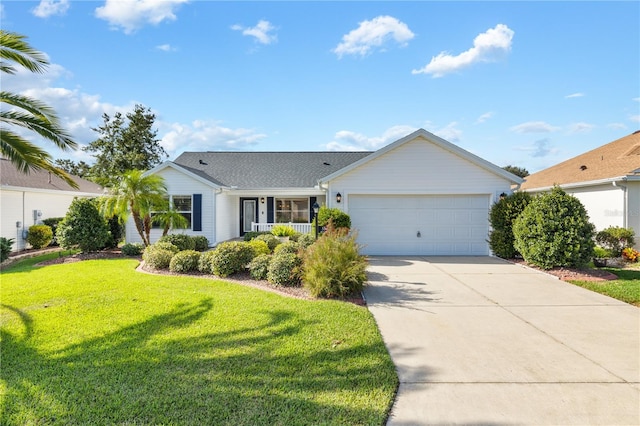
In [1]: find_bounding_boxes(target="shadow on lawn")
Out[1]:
[1,298,395,425]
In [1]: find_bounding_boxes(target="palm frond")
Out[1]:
[0,30,48,75]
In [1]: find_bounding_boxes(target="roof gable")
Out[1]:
[0,158,103,194]
[319,129,522,184]
[172,151,372,189]
[521,131,640,190]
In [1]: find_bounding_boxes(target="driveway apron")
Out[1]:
[364,256,640,425]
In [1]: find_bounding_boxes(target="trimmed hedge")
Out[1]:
[143,245,175,270]
[255,234,280,252]
[169,250,201,273]
[192,236,210,252]
[273,241,301,256]
[488,191,531,259]
[158,234,195,251]
[247,239,270,257]
[198,250,217,274]
[317,206,351,229]
[595,226,635,257]
[121,242,144,256]
[248,254,272,280]
[209,241,254,277]
[27,225,53,249]
[267,252,302,287]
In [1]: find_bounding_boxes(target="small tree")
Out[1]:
[26,224,53,249]
[488,191,532,258]
[513,187,595,269]
[595,226,635,257]
[57,198,110,253]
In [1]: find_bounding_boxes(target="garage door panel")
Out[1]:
[349,194,489,256]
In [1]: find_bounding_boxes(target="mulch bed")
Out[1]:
[509,259,619,282]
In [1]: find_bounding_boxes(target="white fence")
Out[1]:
[251,222,313,234]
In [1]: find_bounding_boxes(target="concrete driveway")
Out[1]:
[364,256,640,425]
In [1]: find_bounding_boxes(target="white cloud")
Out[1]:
[325,125,417,151]
[567,122,595,133]
[413,24,514,77]
[565,92,584,99]
[231,20,277,45]
[631,115,640,123]
[633,97,640,102]
[517,138,558,158]
[475,111,494,124]
[607,123,627,130]
[510,121,560,134]
[333,15,414,58]
[431,121,463,143]
[32,0,70,18]
[156,44,177,52]
[95,0,187,34]
[160,121,266,157]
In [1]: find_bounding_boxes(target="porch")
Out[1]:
[251,222,313,234]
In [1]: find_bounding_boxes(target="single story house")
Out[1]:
[131,129,522,255]
[520,131,640,239]
[0,158,104,251]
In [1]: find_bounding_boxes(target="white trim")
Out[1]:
[144,161,224,188]
[0,185,103,197]
[223,188,326,196]
[318,129,523,185]
[522,176,629,192]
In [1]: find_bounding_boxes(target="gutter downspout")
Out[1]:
[613,180,627,228]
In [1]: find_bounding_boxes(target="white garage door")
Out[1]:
[349,194,490,255]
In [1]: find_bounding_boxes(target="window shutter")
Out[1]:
[267,197,274,223]
[309,196,317,223]
[193,194,202,231]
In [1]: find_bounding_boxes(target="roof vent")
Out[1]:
[199,159,208,165]
[580,165,587,171]
[323,162,330,166]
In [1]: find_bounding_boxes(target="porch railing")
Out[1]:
[251,222,313,234]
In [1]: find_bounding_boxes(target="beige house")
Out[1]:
[521,131,640,239]
[0,158,103,251]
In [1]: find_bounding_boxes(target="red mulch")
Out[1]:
[509,259,619,282]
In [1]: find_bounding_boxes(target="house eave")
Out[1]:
[144,161,225,188]
[0,184,103,197]
[522,176,629,192]
[222,187,326,196]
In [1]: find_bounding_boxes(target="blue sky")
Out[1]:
[2,1,639,173]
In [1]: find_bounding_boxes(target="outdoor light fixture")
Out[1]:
[260,197,265,204]
[499,192,507,199]
[312,201,320,239]
[336,192,342,203]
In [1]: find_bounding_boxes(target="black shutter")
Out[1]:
[193,194,202,231]
[309,196,317,222]
[267,197,274,223]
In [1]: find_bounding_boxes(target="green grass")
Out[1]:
[1,257,397,425]
[569,268,640,306]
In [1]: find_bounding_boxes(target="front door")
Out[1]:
[240,198,258,236]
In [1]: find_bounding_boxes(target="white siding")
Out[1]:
[127,167,216,246]
[1,188,98,251]
[565,184,625,231]
[215,193,236,243]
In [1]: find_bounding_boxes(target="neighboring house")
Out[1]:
[0,158,103,251]
[520,131,640,239]
[132,129,521,255]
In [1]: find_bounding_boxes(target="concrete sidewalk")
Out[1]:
[364,256,640,425]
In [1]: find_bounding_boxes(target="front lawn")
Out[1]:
[569,267,640,306]
[1,258,397,425]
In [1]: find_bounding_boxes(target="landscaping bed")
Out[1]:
[510,258,619,282]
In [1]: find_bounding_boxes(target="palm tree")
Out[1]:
[1,30,78,188]
[152,206,189,237]
[100,170,168,246]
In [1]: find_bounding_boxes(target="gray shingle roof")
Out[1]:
[173,151,373,188]
[0,158,103,193]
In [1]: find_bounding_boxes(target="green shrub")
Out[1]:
[121,242,144,256]
[255,233,280,252]
[302,228,367,298]
[595,226,635,257]
[248,254,272,280]
[169,250,201,273]
[210,241,254,277]
[142,245,175,270]
[297,233,316,249]
[1,237,14,262]
[273,241,301,255]
[267,252,303,287]
[152,241,180,254]
[593,246,612,259]
[192,236,210,251]
[243,231,270,241]
[488,191,532,258]
[247,239,270,257]
[513,187,595,269]
[104,216,125,249]
[271,224,296,237]
[158,234,196,251]
[197,250,216,274]
[57,198,110,253]
[26,225,53,249]
[42,217,63,246]
[317,206,351,229]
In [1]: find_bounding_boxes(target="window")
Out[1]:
[276,198,309,223]
[151,195,192,229]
